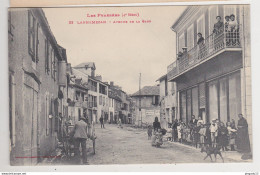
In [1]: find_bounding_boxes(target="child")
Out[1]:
[147,125,153,140]
[227,122,237,151]
[199,124,207,148]
[177,122,183,143]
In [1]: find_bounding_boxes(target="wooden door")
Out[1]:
[23,85,38,165]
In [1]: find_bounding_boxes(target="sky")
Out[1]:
[43,6,186,94]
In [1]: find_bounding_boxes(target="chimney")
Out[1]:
[110,81,114,87]
[95,75,102,81]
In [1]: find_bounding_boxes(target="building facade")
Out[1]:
[9,8,68,165]
[131,85,160,126]
[157,75,177,129]
[73,63,109,124]
[167,5,251,142]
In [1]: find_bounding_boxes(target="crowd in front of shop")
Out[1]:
[168,113,251,158]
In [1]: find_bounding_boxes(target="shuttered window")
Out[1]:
[197,14,205,38]
[187,24,194,50]
[209,6,219,33]
[199,83,206,108]
[178,33,185,52]
[224,5,237,22]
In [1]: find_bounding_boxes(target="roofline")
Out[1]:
[34,9,64,61]
[130,94,159,97]
[171,6,191,32]
[156,74,167,82]
[88,76,108,87]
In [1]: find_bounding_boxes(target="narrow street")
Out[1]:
[81,124,243,164]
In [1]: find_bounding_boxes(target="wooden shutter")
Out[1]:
[187,24,194,50]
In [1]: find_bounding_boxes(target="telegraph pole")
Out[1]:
[139,73,142,127]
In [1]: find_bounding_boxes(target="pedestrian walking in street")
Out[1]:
[147,125,153,140]
[71,116,89,164]
[118,118,123,128]
[99,115,105,128]
[236,114,251,154]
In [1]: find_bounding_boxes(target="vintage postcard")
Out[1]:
[8,4,252,166]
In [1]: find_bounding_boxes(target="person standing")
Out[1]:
[227,121,237,151]
[99,115,105,128]
[172,119,178,142]
[236,114,251,153]
[72,116,89,164]
[153,117,161,132]
[217,122,229,151]
[224,15,231,46]
[197,33,205,59]
[213,16,224,50]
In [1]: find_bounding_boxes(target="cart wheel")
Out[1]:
[93,139,96,154]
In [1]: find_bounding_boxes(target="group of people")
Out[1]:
[170,114,251,154]
[196,14,239,59]
[147,117,167,147]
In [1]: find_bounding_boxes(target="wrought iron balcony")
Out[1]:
[167,25,242,81]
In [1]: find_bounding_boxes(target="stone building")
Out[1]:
[131,85,160,126]
[156,74,177,129]
[9,8,68,165]
[73,62,109,123]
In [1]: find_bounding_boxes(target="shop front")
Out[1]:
[175,51,243,125]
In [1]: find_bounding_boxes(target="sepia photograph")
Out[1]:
[8,4,252,166]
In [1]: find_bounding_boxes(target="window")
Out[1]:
[187,24,194,50]
[192,87,199,118]
[186,89,192,122]
[208,80,218,122]
[94,96,97,107]
[48,44,52,75]
[180,91,187,123]
[45,94,49,136]
[165,80,168,96]
[45,39,50,73]
[197,14,205,38]
[209,6,219,33]
[52,54,56,80]
[219,77,228,124]
[28,11,39,63]
[99,95,102,105]
[103,97,105,106]
[229,72,241,124]
[178,33,185,52]
[224,5,237,22]
[76,91,80,101]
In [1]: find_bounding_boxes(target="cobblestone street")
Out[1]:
[54,124,245,165]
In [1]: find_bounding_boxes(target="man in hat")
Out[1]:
[72,116,89,164]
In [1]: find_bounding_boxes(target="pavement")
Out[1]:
[38,124,251,165]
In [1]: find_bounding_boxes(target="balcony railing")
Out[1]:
[167,25,242,80]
